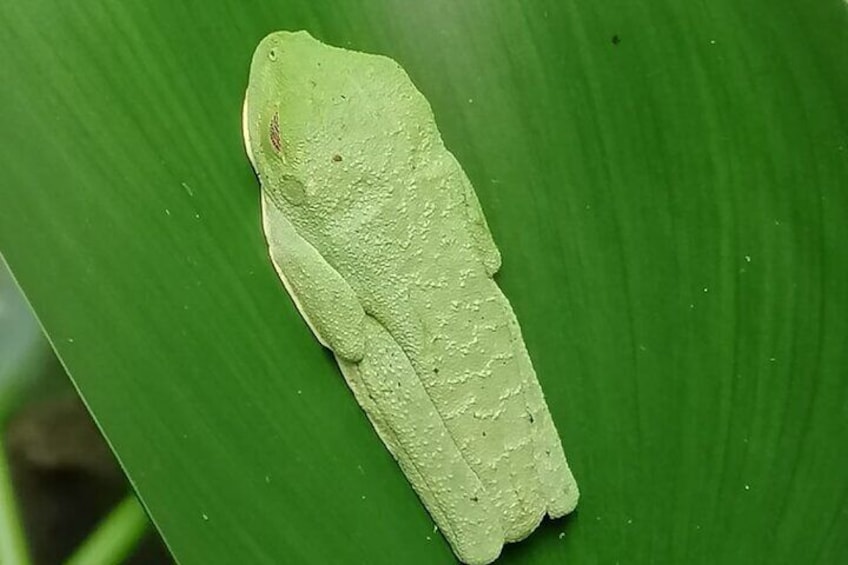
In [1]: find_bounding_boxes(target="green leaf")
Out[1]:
[66,495,149,565]
[0,432,31,565]
[1,1,846,564]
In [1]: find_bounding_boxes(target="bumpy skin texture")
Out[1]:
[243,31,578,565]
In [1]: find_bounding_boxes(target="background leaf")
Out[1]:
[1,1,846,563]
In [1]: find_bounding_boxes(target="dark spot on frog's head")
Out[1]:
[332,154,343,162]
[269,111,282,153]
[471,496,479,502]
[528,413,535,424]
[612,34,621,45]
[481,431,487,437]
[433,367,439,374]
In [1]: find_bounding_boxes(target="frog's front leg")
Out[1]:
[261,192,366,362]
[449,154,502,277]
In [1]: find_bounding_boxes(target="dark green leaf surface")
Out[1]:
[1,1,846,563]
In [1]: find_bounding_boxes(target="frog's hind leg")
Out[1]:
[337,316,503,565]
[497,288,579,518]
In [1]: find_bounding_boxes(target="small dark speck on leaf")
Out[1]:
[433,367,439,374]
[471,496,479,502]
[612,34,621,45]
[482,431,487,437]
[332,154,343,162]
[528,414,535,424]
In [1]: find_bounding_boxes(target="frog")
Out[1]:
[242,30,578,565]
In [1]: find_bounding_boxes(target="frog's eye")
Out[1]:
[269,111,282,153]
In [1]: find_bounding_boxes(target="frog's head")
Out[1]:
[243,31,433,222]
[242,30,321,210]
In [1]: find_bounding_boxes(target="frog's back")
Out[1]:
[283,33,579,540]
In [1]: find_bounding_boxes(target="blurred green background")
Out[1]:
[1,260,170,564]
[1,1,846,563]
